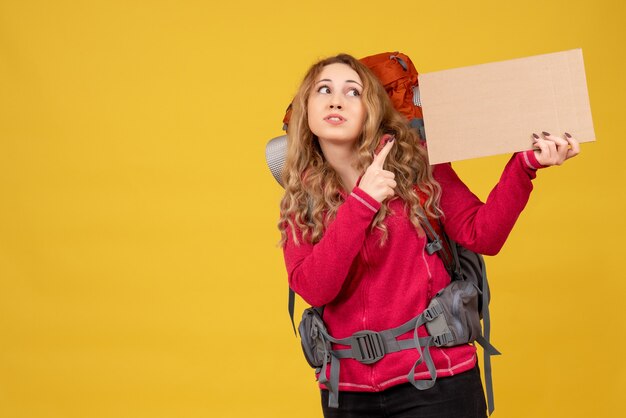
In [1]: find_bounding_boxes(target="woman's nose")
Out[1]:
[329,93,343,110]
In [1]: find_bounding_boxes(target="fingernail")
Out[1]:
[542,131,551,136]
[389,136,395,142]
[565,132,572,138]
[383,134,394,144]
[532,133,540,139]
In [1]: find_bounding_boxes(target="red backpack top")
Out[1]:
[359,51,423,121]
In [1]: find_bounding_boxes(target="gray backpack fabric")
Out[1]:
[425,280,482,348]
[298,307,330,369]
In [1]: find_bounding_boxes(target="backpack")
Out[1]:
[266,52,500,415]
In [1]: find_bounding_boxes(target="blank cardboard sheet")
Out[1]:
[419,49,595,164]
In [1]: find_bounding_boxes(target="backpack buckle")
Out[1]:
[350,331,385,364]
[423,304,443,321]
[426,238,443,255]
[433,332,454,347]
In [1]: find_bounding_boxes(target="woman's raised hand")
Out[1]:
[533,132,580,166]
[359,137,397,203]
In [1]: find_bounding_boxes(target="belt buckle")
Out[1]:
[351,330,385,364]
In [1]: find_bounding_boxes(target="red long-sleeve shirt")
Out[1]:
[283,151,543,392]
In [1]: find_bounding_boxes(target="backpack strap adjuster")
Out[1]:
[426,238,443,255]
[423,304,443,321]
[390,54,408,71]
[350,331,385,364]
[432,332,454,347]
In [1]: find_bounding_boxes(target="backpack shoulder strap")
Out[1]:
[416,205,500,415]
[288,287,324,337]
[414,204,457,278]
[288,287,296,335]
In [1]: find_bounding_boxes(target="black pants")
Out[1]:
[321,366,487,418]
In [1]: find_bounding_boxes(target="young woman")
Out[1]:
[278,54,579,418]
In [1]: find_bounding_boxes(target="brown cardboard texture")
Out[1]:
[419,49,595,164]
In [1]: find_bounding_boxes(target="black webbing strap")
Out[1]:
[415,207,455,274]
[288,288,296,335]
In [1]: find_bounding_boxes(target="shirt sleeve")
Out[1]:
[434,150,544,256]
[282,187,381,307]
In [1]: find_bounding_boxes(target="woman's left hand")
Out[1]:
[532,131,580,166]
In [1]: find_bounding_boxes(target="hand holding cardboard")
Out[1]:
[419,49,595,164]
[532,132,581,166]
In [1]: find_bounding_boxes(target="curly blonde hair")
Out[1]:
[279,53,442,246]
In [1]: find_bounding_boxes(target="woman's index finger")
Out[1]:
[372,137,395,167]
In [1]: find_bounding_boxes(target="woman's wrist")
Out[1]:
[520,150,546,171]
[351,187,382,213]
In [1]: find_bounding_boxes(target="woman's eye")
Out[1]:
[318,86,331,94]
[347,89,361,97]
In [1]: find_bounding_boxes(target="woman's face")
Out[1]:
[307,63,365,147]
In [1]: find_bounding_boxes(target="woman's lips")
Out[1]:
[324,114,346,125]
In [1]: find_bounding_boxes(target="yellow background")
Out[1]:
[1,0,624,417]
